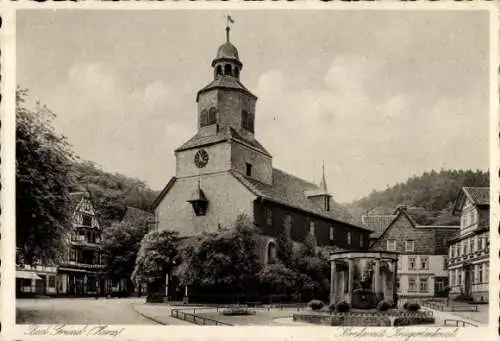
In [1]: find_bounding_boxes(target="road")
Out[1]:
[17,297,157,324]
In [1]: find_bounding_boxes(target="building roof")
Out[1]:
[361,215,396,239]
[175,126,271,156]
[215,42,239,60]
[69,192,85,213]
[231,168,370,232]
[369,209,459,253]
[463,187,489,205]
[196,76,256,101]
[453,186,489,214]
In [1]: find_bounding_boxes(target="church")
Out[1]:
[151,25,372,264]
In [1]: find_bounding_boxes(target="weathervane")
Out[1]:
[226,15,235,42]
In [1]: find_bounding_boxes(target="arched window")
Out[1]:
[208,107,217,125]
[224,64,232,75]
[266,241,277,264]
[234,67,239,78]
[216,65,222,77]
[200,109,208,127]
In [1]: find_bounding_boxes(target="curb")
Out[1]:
[131,304,167,325]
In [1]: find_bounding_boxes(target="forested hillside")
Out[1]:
[70,161,158,227]
[346,169,489,226]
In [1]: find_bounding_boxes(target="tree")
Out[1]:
[101,211,150,289]
[257,263,312,298]
[276,224,293,267]
[71,161,157,228]
[16,88,76,264]
[298,230,317,257]
[178,214,261,298]
[132,230,179,287]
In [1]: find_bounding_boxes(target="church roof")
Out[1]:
[196,76,256,101]
[175,127,271,157]
[231,169,369,232]
[215,42,240,60]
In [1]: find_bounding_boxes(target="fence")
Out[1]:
[327,310,433,318]
[443,319,478,327]
[170,308,232,326]
[421,300,478,312]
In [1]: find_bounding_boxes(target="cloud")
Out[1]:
[253,53,487,202]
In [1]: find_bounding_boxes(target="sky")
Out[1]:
[16,9,490,203]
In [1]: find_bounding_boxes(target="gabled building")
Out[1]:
[16,190,108,297]
[151,26,373,265]
[447,187,489,302]
[361,214,396,245]
[370,206,459,298]
[57,190,107,296]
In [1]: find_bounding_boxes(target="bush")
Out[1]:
[328,302,336,312]
[407,302,421,312]
[146,293,165,303]
[308,299,324,311]
[222,307,256,316]
[454,293,474,302]
[336,301,351,313]
[394,317,435,326]
[402,302,409,310]
[377,301,391,311]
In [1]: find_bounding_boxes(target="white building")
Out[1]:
[447,187,489,302]
[369,206,459,298]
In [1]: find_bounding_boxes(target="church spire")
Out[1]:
[319,161,328,194]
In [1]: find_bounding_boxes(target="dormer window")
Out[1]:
[188,184,209,216]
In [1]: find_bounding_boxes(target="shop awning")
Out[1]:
[16,270,42,280]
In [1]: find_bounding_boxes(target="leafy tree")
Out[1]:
[258,263,312,296]
[71,161,157,228]
[16,88,76,264]
[292,249,330,300]
[178,214,261,296]
[101,211,150,287]
[132,230,179,286]
[346,169,489,225]
[298,230,317,257]
[276,225,293,267]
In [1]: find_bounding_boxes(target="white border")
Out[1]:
[1,2,498,341]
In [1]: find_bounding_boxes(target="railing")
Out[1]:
[444,319,478,327]
[60,262,105,269]
[170,308,232,326]
[422,301,447,311]
[422,300,478,312]
[327,310,433,318]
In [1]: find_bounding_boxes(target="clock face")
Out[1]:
[194,149,209,168]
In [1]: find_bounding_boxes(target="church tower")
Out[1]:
[175,22,273,185]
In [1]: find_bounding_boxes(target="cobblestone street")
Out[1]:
[17,298,157,325]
